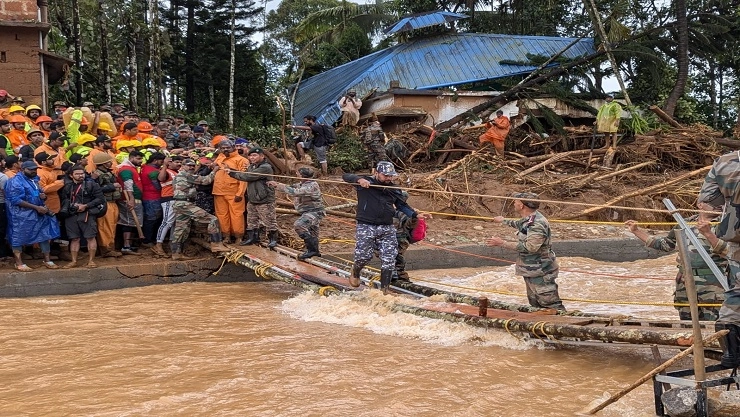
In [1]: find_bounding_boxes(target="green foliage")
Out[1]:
[327,131,369,172]
[313,22,373,70]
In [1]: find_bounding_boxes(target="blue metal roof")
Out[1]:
[291,33,595,126]
[383,11,468,35]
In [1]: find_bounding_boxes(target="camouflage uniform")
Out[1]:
[699,152,740,324]
[275,180,324,238]
[645,215,727,320]
[361,123,388,168]
[502,211,565,311]
[170,169,221,253]
[393,209,418,282]
[229,160,277,232]
[355,223,398,275]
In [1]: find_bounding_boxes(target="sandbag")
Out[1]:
[62,106,93,129]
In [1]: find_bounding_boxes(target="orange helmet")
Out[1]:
[36,115,53,123]
[211,135,227,147]
[10,115,26,123]
[81,117,90,126]
[137,121,153,132]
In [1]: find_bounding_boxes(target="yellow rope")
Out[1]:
[213,249,244,275]
[318,286,338,296]
[367,276,380,289]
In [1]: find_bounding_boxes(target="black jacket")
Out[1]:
[343,173,408,225]
[60,178,106,215]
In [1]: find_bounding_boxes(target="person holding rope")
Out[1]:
[624,202,727,321]
[486,192,566,311]
[342,161,412,293]
[267,167,324,260]
[697,152,740,368]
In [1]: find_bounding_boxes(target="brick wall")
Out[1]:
[0,0,38,21]
[0,29,43,105]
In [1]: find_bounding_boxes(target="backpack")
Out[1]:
[409,217,427,244]
[322,124,337,145]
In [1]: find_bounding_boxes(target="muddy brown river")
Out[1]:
[0,255,698,416]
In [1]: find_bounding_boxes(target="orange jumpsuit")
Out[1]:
[6,128,27,153]
[37,165,65,214]
[479,115,511,155]
[212,153,248,238]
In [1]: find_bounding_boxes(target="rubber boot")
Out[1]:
[298,234,320,260]
[349,264,362,288]
[240,230,256,246]
[717,322,740,368]
[210,234,230,253]
[380,270,393,294]
[267,230,279,249]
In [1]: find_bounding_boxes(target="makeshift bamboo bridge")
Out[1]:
[201,241,723,350]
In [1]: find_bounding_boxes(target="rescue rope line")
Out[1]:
[271,173,708,216]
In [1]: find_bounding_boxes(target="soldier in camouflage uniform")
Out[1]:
[267,167,325,259]
[697,151,740,367]
[624,204,727,321]
[486,192,566,311]
[227,147,278,248]
[170,159,229,259]
[361,119,388,172]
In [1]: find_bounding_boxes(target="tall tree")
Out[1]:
[663,0,689,116]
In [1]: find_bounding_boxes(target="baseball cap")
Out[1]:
[35,152,56,163]
[183,158,197,166]
[376,161,397,176]
[197,120,208,126]
[21,161,38,170]
[193,126,205,133]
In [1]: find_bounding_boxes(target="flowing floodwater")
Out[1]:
[0,255,697,416]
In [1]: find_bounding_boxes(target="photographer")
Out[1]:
[60,164,106,268]
[338,89,362,127]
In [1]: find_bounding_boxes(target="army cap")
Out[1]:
[512,192,540,209]
[182,158,197,166]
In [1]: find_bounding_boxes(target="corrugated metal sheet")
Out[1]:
[291,33,595,125]
[383,11,468,35]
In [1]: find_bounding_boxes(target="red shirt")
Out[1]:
[140,163,162,201]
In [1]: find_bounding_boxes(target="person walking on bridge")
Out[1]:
[486,192,565,311]
[267,167,324,259]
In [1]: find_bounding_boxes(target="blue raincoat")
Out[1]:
[4,173,60,247]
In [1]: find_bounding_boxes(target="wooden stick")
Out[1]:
[276,207,356,219]
[123,191,144,239]
[517,152,571,177]
[649,105,683,128]
[425,151,482,181]
[565,166,710,219]
[505,149,607,166]
[581,329,728,415]
[675,229,706,383]
[592,161,655,181]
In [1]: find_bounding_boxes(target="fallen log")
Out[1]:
[649,105,683,129]
[565,166,711,219]
[517,152,572,177]
[712,137,740,149]
[506,149,608,166]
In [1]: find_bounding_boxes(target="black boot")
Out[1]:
[298,235,320,260]
[717,323,740,368]
[380,270,393,294]
[239,230,256,246]
[267,230,279,248]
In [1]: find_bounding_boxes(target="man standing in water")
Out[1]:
[697,151,740,368]
[485,192,566,311]
[342,161,410,293]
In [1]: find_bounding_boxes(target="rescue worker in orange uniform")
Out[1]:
[479,110,511,156]
[34,133,68,169]
[86,135,118,174]
[36,115,54,138]
[35,151,65,214]
[7,115,29,153]
[212,139,248,243]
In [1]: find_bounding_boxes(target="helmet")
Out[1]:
[80,117,90,126]
[141,137,160,147]
[97,122,112,132]
[53,101,67,107]
[36,115,53,123]
[137,121,153,132]
[116,139,134,151]
[77,135,96,145]
[8,105,25,114]
[93,152,114,165]
[25,104,42,112]
[26,128,44,138]
[9,115,26,123]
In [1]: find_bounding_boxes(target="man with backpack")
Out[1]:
[288,115,335,176]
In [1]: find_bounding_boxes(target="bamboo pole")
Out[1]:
[517,153,571,177]
[592,161,655,181]
[581,330,727,415]
[675,228,707,383]
[565,166,710,219]
[506,149,608,166]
